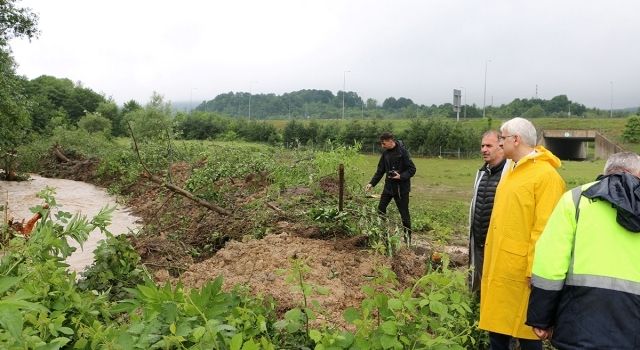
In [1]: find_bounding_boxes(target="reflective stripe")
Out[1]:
[531,274,564,291]
[566,274,640,296]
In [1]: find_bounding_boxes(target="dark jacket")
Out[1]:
[369,142,416,195]
[470,159,506,248]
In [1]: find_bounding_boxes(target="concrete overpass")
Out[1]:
[538,129,624,160]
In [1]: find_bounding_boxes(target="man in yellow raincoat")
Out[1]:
[479,117,565,350]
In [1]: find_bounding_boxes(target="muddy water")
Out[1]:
[0,175,141,274]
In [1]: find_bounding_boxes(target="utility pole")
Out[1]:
[342,70,350,119]
[610,81,614,118]
[482,59,491,118]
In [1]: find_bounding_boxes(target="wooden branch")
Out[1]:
[53,145,71,163]
[266,201,284,214]
[142,173,231,215]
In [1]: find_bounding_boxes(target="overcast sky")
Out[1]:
[9,0,640,109]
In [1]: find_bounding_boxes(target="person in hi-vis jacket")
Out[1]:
[527,152,640,349]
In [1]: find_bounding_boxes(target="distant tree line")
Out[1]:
[195,89,623,121]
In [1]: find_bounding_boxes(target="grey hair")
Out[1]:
[604,152,640,175]
[482,130,500,139]
[500,117,537,147]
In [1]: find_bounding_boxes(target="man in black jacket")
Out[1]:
[468,130,506,296]
[365,132,417,245]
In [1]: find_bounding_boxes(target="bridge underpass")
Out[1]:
[539,130,623,160]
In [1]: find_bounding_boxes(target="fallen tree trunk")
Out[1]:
[142,173,232,216]
[53,145,71,163]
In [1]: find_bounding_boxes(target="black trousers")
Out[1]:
[377,191,411,244]
[489,332,542,350]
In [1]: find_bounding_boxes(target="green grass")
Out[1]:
[356,154,605,204]
[353,153,606,243]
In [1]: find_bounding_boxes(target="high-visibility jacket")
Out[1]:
[527,174,640,349]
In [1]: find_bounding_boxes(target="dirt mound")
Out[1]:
[170,234,427,329]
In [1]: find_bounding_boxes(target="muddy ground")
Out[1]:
[38,148,468,329]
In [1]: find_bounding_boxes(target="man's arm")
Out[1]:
[526,190,577,331]
[368,154,386,188]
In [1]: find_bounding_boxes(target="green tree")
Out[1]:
[0,0,39,175]
[125,92,173,141]
[96,100,122,135]
[78,112,112,136]
[520,104,545,119]
[0,0,39,46]
[623,116,640,143]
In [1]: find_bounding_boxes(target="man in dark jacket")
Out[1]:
[365,132,417,245]
[526,152,640,349]
[469,130,506,296]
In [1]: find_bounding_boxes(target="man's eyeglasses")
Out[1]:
[498,135,516,141]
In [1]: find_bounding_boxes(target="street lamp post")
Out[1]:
[461,86,467,119]
[248,81,257,120]
[610,81,614,118]
[482,60,490,119]
[342,70,350,119]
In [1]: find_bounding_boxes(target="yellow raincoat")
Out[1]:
[479,145,565,339]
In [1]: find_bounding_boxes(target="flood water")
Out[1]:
[0,175,141,274]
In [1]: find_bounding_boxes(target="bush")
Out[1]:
[623,116,640,143]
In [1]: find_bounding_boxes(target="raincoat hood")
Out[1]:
[522,145,562,168]
[583,172,640,232]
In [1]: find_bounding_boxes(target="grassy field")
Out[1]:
[353,153,606,244]
[355,154,605,205]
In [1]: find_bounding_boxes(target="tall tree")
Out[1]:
[0,0,39,175]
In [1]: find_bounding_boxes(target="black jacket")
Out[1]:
[471,159,506,247]
[369,143,416,195]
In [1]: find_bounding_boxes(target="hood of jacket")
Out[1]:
[524,145,562,168]
[583,172,640,232]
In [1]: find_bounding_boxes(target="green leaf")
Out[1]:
[343,307,360,324]
[35,337,70,350]
[192,326,206,341]
[58,326,74,335]
[0,306,23,339]
[380,320,397,335]
[387,298,402,310]
[429,292,446,301]
[309,329,322,342]
[429,300,448,316]
[230,333,243,350]
[380,334,400,349]
[241,338,259,350]
[0,298,48,313]
[0,277,22,295]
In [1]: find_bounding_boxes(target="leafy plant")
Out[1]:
[323,263,477,349]
[276,258,330,348]
[78,233,148,301]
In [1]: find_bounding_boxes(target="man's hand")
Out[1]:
[389,172,401,180]
[533,327,553,340]
[365,183,372,192]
